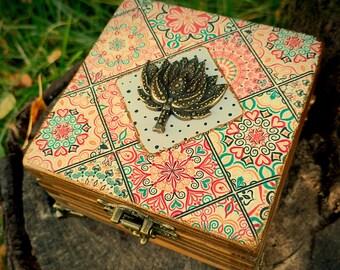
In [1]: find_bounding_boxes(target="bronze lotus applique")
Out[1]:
[138,56,227,133]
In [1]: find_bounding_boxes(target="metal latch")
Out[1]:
[53,202,84,218]
[97,199,178,245]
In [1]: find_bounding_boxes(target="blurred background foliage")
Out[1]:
[0,0,282,157]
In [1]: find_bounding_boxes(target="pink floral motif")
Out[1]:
[265,29,315,64]
[142,190,169,213]
[148,2,226,54]
[53,123,73,140]
[243,25,321,83]
[245,127,269,147]
[206,33,272,99]
[165,7,211,35]
[150,151,195,193]
[119,140,230,216]
[115,0,137,15]
[284,35,304,50]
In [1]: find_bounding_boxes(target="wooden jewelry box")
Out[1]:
[23,0,322,269]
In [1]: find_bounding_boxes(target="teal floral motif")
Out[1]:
[109,38,126,52]
[36,109,91,157]
[64,162,128,198]
[266,28,316,63]
[91,23,146,68]
[85,9,163,83]
[235,176,246,189]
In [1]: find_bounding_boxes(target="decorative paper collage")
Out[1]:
[24,0,321,247]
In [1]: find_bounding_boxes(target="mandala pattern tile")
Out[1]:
[25,88,112,171]
[93,79,137,148]
[63,64,90,94]
[62,154,131,200]
[85,9,163,83]
[147,2,236,54]
[204,32,273,99]
[242,24,321,84]
[117,138,231,217]
[179,196,255,244]
[208,90,297,190]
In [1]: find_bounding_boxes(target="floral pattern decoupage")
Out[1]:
[24,0,321,247]
[117,137,230,217]
[25,88,112,171]
[85,8,163,83]
[147,2,235,54]
[242,24,321,83]
[63,154,130,199]
[205,32,273,99]
[209,90,296,189]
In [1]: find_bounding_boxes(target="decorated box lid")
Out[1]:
[24,0,321,249]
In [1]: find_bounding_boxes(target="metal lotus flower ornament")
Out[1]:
[138,56,227,133]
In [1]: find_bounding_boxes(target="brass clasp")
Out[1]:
[53,202,84,218]
[97,199,178,245]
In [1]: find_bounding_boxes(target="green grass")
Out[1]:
[0,0,281,157]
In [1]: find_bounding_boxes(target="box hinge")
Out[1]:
[97,199,178,245]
